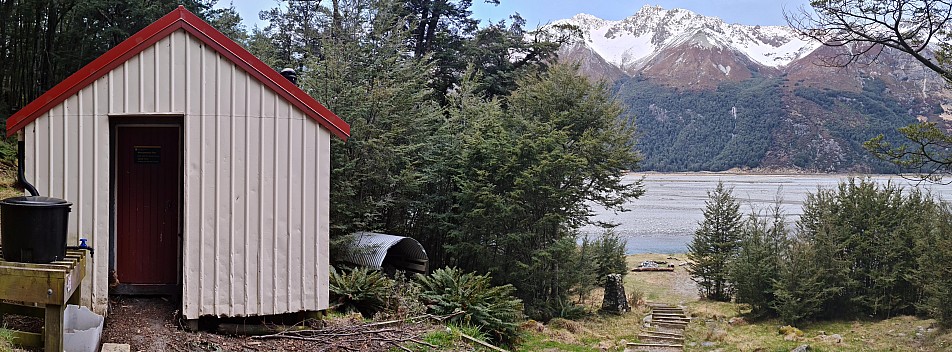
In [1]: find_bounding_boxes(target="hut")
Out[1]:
[3,6,350,319]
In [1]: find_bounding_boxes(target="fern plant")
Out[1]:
[417,267,524,345]
[329,266,394,317]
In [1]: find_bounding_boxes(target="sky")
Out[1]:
[220,0,813,30]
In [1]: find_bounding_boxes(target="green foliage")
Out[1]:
[417,267,524,345]
[793,0,952,180]
[295,0,444,253]
[916,204,952,327]
[614,74,929,173]
[792,84,918,172]
[0,328,13,352]
[381,271,428,320]
[729,178,952,325]
[729,203,788,317]
[0,138,16,168]
[865,122,952,183]
[615,77,784,171]
[797,178,934,318]
[688,181,743,301]
[329,267,395,318]
[442,65,643,320]
[0,0,234,129]
[771,238,846,324]
[583,230,628,285]
[255,0,640,327]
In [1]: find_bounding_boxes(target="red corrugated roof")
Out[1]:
[6,6,350,140]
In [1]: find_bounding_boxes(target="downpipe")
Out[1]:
[16,130,39,196]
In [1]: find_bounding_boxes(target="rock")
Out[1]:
[791,344,811,352]
[521,319,545,333]
[779,325,804,337]
[728,317,747,326]
[600,274,630,314]
[548,318,584,333]
[701,341,716,347]
[709,328,728,341]
[816,333,843,344]
[101,344,132,352]
[595,340,615,351]
[785,333,800,341]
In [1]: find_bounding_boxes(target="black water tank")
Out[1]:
[0,196,71,263]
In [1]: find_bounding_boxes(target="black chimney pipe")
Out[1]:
[16,131,39,196]
[280,68,297,85]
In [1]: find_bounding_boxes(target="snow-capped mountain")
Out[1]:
[546,6,952,173]
[551,5,821,74]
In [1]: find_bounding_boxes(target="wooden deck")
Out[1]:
[0,248,88,352]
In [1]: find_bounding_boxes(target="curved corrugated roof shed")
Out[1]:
[343,232,428,274]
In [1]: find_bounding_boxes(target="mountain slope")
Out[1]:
[548,6,950,172]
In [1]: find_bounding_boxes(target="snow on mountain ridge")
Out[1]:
[549,5,821,69]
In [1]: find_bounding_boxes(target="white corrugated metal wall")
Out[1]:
[24,29,331,318]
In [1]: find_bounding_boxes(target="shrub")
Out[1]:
[918,204,952,327]
[417,267,524,345]
[729,205,788,317]
[0,328,13,352]
[592,230,628,284]
[329,266,394,318]
[377,271,427,320]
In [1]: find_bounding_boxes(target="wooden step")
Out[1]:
[653,318,690,323]
[652,314,688,318]
[641,330,683,338]
[639,334,684,342]
[652,315,689,320]
[627,343,684,348]
[652,322,688,329]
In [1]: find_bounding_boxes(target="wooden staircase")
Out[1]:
[627,303,689,352]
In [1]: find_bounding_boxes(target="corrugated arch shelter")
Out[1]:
[342,232,429,275]
[5,6,350,319]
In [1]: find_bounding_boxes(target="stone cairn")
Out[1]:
[600,273,631,313]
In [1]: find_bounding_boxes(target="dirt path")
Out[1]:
[626,254,698,305]
[99,296,435,352]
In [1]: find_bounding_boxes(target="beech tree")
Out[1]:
[688,182,743,301]
[787,0,952,182]
[444,64,643,319]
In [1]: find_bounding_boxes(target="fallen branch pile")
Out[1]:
[251,313,458,352]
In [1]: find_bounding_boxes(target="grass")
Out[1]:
[0,328,14,352]
[517,253,952,352]
[412,324,498,352]
[0,169,21,199]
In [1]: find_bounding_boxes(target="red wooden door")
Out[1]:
[116,126,180,285]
